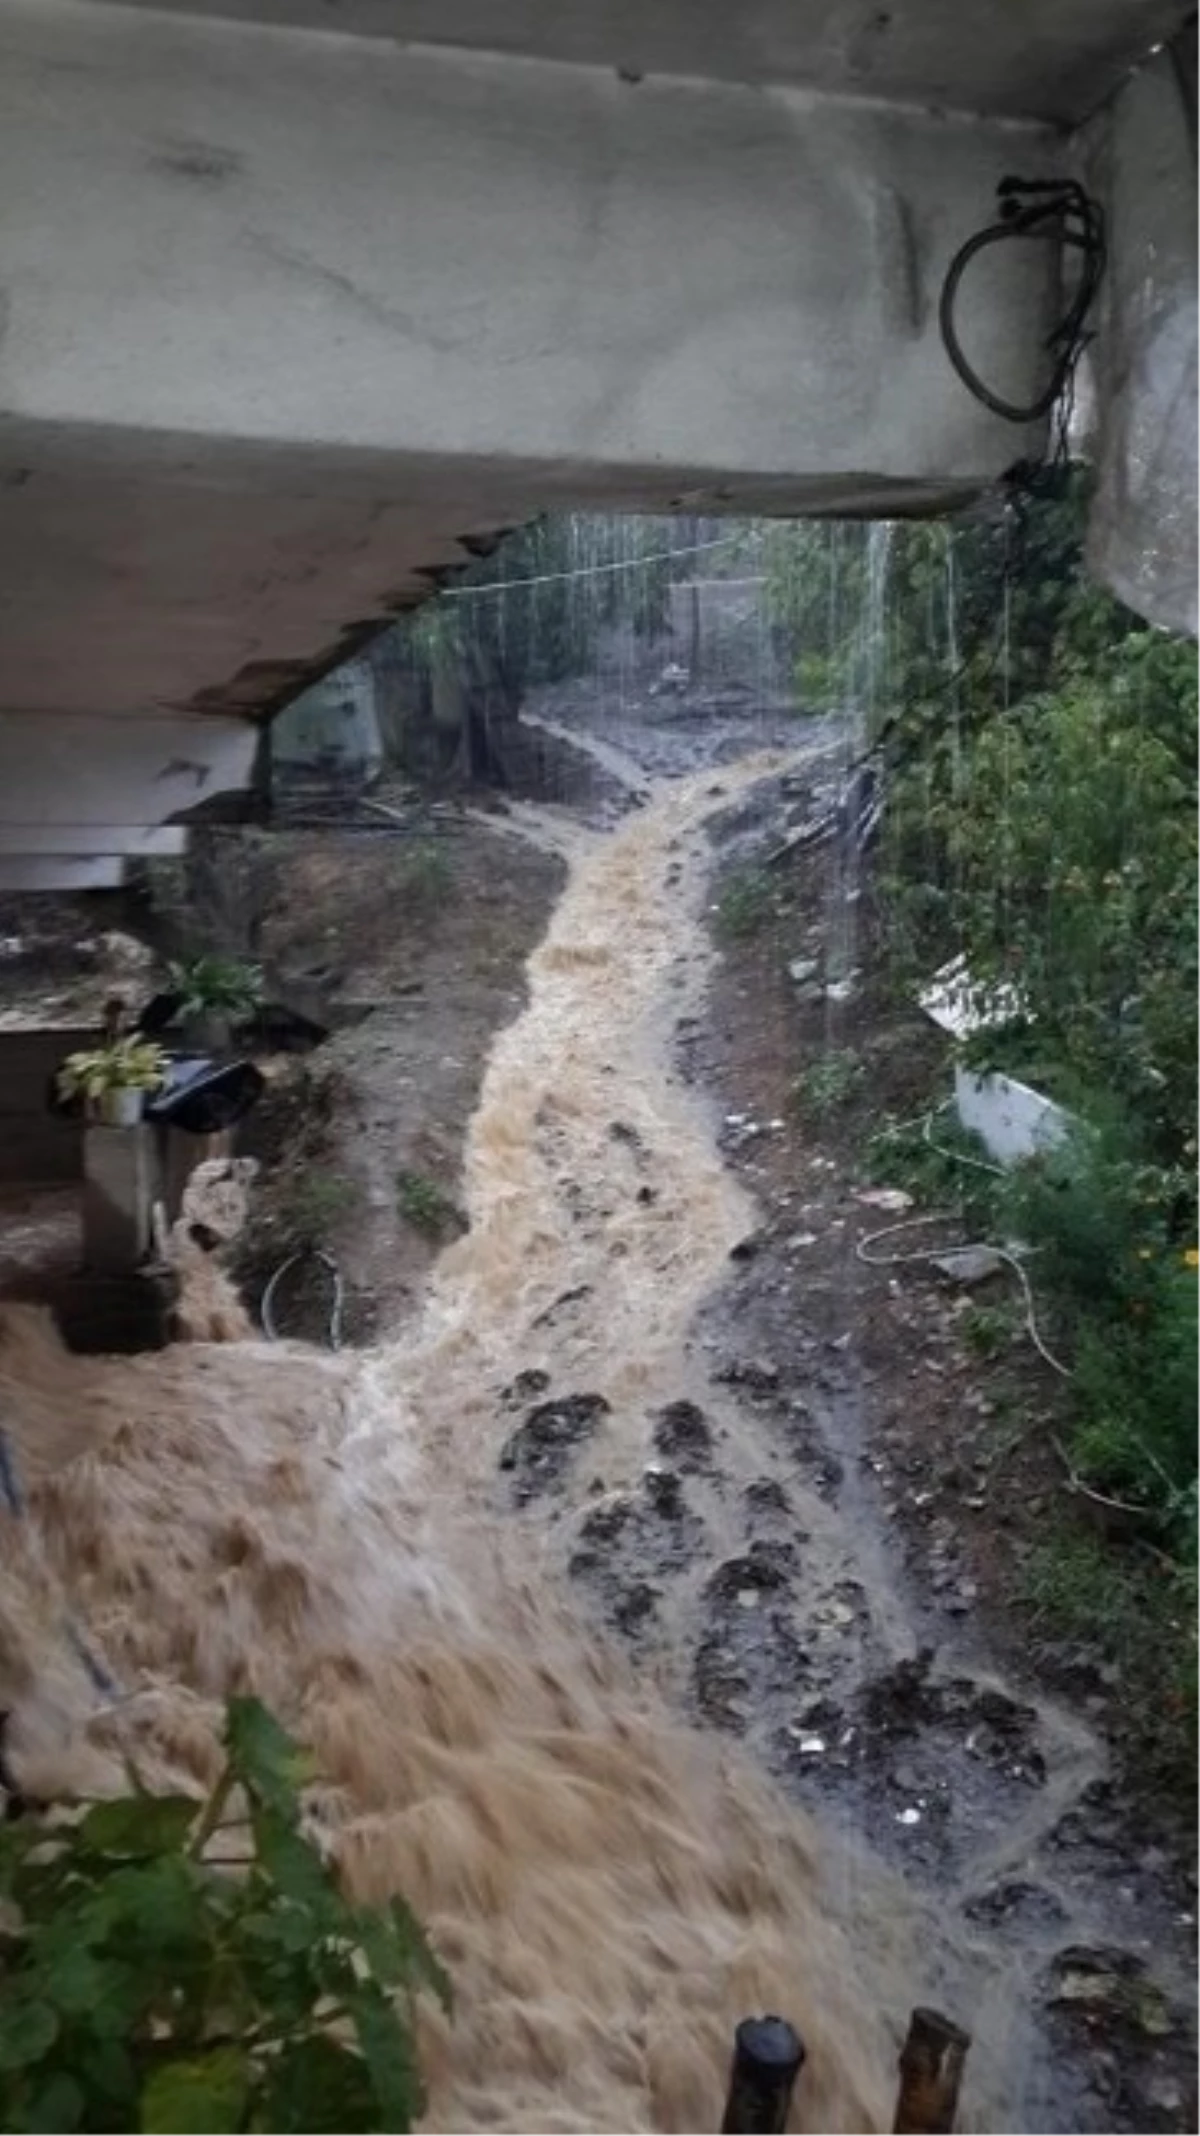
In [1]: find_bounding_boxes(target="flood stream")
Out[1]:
[0,729,1191,2133]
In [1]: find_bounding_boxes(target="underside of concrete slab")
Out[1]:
[0,0,1057,737]
[94,0,1192,126]
[0,0,1189,880]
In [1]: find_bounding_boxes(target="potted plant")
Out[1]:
[166,954,264,1054]
[57,1036,170,1126]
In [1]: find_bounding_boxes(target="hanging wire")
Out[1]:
[444,532,746,598]
[938,177,1106,436]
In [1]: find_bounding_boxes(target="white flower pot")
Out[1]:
[100,1087,144,1128]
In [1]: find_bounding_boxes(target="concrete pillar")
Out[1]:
[82,1124,159,1273]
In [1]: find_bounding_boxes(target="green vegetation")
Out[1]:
[167,955,264,1025]
[791,1048,864,1116]
[764,475,1197,1762]
[395,842,454,908]
[958,1301,1017,1362]
[0,1697,446,2133]
[714,868,776,941]
[396,1170,461,1239]
[274,1170,358,1248]
[57,1038,170,1110]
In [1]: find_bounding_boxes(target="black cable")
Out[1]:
[939,177,1106,428]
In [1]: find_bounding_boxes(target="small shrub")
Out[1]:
[275,1170,358,1247]
[398,843,453,907]
[959,1302,1016,1360]
[715,869,775,941]
[0,1696,447,2133]
[396,1170,460,1238]
[167,955,264,1023]
[791,1048,864,1115]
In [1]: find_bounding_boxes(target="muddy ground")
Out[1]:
[686,767,1197,2133]
[239,709,1195,2133]
[231,813,566,1342]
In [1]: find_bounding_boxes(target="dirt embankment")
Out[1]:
[674,763,1196,2135]
[230,819,565,1342]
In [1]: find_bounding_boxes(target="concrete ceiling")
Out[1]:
[98,0,1191,124]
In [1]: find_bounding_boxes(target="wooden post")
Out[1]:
[721,2016,805,2133]
[893,2008,971,2134]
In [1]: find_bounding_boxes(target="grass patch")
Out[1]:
[397,840,454,906]
[714,867,776,942]
[274,1168,358,1247]
[958,1301,1019,1361]
[396,1168,461,1238]
[791,1047,864,1116]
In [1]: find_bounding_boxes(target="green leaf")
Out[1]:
[250,1808,332,1916]
[225,1700,313,1814]
[0,2000,58,2072]
[389,1897,453,2013]
[73,2034,138,2118]
[140,2049,250,2134]
[34,1944,112,2017]
[79,1795,200,1859]
[11,2071,85,2133]
[260,2036,377,2134]
[351,1990,420,2131]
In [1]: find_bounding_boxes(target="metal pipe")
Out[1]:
[721,2016,805,2133]
[893,2007,971,2134]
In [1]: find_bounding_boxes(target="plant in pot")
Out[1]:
[57,1035,170,1126]
[166,953,264,1054]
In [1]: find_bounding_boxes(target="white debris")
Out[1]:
[855,1187,914,1213]
[896,1807,923,1827]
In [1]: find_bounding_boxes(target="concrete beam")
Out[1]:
[0,826,187,857]
[0,0,1059,732]
[0,715,258,825]
[0,857,128,892]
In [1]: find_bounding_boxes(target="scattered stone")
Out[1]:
[652,1400,713,1472]
[500,1367,551,1407]
[608,1119,647,1157]
[612,1581,659,1637]
[693,1636,752,1729]
[707,1541,795,1604]
[787,956,820,985]
[643,1465,686,1520]
[530,1283,592,1329]
[1046,1946,1176,2039]
[963,1880,1067,1934]
[854,1187,915,1213]
[498,1393,610,1503]
[715,1357,781,1394]
[743,1476,792,1521]
[932,1245,1009,1286]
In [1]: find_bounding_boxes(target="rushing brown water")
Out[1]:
[1,756,917,2132]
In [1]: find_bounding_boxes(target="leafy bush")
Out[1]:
[791,1048,864,1115]
[275,1170,358,1248]
[0,1698,447,2133]
[396,1170,461,1238]
[167,956,264,1024]
[715,869,775,941]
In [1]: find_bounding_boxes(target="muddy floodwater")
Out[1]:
[0,716,1194,2133]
